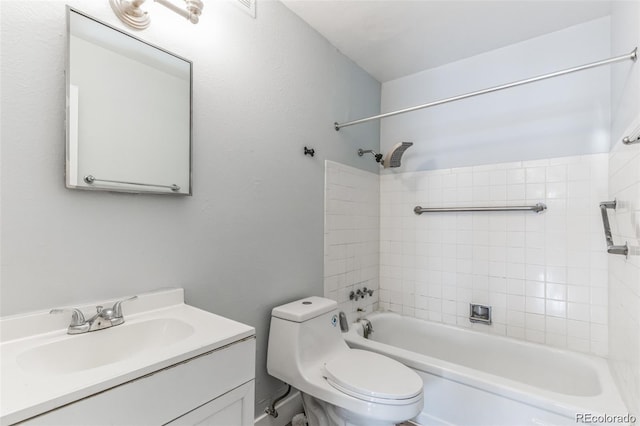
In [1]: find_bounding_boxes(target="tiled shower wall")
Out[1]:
[324,161,379,319]
[608,140,640,414]
[379,154,609,356]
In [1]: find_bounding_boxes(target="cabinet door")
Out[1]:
[167,381,254,426]
[20,338,255,425]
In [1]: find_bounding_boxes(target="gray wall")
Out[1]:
[380,18,611,173]
[0,0,380,416]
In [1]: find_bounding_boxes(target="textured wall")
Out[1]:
[379,18,611,173]
[608,0,640,416]
[0,0,380,416]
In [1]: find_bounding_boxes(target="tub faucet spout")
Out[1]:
[358,318,374,339]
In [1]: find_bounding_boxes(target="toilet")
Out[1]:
[267,297,424,426]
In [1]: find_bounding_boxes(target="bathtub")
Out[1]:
[344,312,630,426]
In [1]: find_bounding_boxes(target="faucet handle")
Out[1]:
[50,308,86,327]
[111,295,138,318]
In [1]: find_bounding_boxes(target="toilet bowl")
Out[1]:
[266,297,423,426]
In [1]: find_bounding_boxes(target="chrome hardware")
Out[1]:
[264,384,291,418]
[111,295,138,326]
[349,287,375,301]
[338,311,349,333]
[469,304,492,324]
[84,175,180,192]
[358,318,374,338]
[599,200,629,258]
[357,149,383,164]
[49,308,90,334]
[334,49,638,130]
[87,305,113,332]
[622,122,640,145]
[50,295,138,335]
[414,203,547,214]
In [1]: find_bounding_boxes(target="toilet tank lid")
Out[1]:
[271,297,337,322]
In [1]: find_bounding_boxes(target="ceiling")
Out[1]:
[280,1,613,82]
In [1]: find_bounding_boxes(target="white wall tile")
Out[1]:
[379,154,608,354]
[324,161,380,321]
[329,152,614,362]
[608,116,640,415]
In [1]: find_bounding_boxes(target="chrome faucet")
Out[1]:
[358,318,374,339]
[48,308,89,334]
[349,287,375,301]
[50,296,138,335]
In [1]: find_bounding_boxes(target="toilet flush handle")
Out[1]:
[338,311,349,332]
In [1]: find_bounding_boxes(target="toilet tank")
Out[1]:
[267,297,349,383]
[271,296,337,322]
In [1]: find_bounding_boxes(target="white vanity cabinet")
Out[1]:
[166,380,255,425]
[19,337,255,426]
[1,289,256,426]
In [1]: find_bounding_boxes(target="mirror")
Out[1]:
[66,7,192,195]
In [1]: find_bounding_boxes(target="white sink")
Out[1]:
[1,288,255,426]
[17,318,195,375]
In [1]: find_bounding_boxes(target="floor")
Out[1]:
[285,419,417,425]
[285,422,416,425]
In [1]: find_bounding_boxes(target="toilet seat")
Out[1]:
[323,349,423,405]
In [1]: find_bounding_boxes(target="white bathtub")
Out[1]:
[344,312,630,426]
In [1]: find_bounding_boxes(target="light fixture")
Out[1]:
[110,0,203,30]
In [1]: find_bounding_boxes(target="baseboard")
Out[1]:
[254,390,303,426]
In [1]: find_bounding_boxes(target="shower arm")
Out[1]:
[357,149,383,163]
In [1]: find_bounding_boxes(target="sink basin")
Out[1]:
[1,288,256,425]
[17,318,194,375]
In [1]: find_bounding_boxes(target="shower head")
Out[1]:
[382,142,413,168]
[357,142,413,168]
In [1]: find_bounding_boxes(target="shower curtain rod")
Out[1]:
[334,48,637,131]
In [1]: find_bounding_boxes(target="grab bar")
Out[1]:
[414,203,546,214]
[599,200,628,257]
[84,175,180,192]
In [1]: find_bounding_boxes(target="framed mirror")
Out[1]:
[66,7,192,195]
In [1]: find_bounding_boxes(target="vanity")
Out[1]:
[0,289,255,425]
